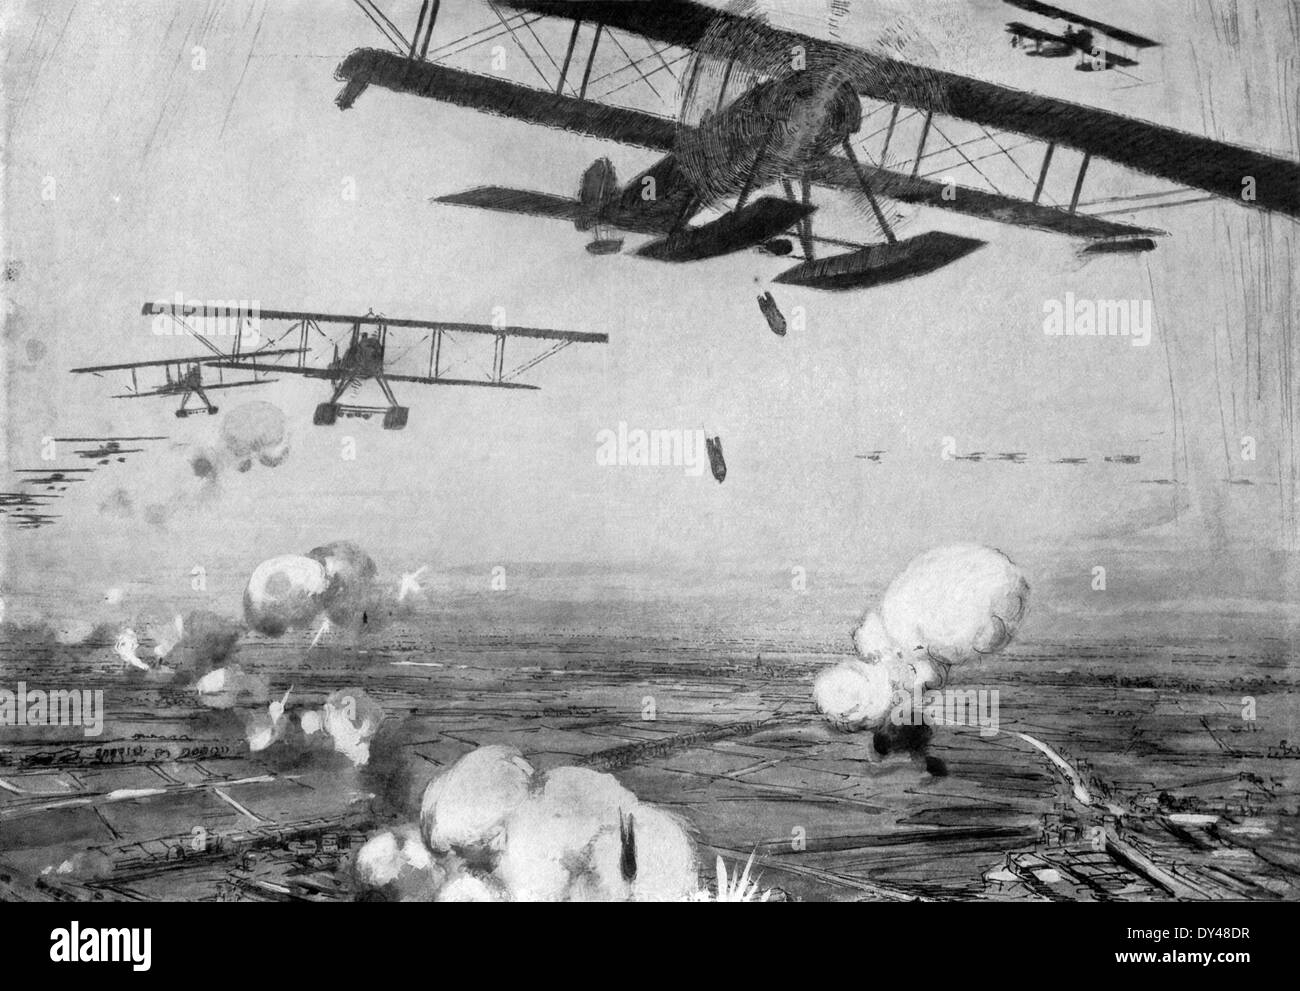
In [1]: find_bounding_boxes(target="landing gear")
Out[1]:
[312,376,409,429]
[377,377,407,430]
[176,387,218,418]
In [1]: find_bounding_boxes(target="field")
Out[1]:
[2,605,1296,902]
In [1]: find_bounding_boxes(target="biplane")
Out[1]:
[56,436,167,465]
[8,513,60,531]
[14,470,94,493]
[332,0,1298,292]
[0,491,59,509]
[131,303,613,430]
[7,512,60,528]
[71,306,299,416]
[1004,0,1159,73]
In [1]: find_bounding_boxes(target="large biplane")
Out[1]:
[1004,0,1159,73]
[333,0,1299,291]
[141,303,611,430]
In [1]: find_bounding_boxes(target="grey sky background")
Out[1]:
[2,0,1296,631]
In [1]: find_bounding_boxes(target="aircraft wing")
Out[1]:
[145,303,609,343]
[70,348,303,374]
[1086,48,1140,70]
[467,0,1295,218]
[110,379,282,398]
[436,155,698,236]
[209,362,335,379]
[381,373,539,390]
[435,186,588,223]
[1006,22,1068,45]
[805,159,1158,238]
[336,49,676,149]
[438,166,1157,240]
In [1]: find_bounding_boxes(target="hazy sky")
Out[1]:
[2,0,1297,624]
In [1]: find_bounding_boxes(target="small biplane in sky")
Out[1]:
[0,491,59,510]
[332,0,1298,291]
[71,308,301,417]
[8,513,61,531]
[1004,0,1159,73]
[140,303,612,430]
[56,436,167,465]
[14,470,94,493]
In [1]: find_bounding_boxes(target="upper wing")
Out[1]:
[144,303,609,343]
[335,50,675,149]
[70,348,303,374]
[1006,22,1070,46]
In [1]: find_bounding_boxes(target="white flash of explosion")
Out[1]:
[113,629,150,670]
[247,686,294,753]
[398,566,428,602]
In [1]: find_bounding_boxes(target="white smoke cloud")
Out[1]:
[243,554,333,637]
[352,746,700,902]
[300,687,386,765]
[352,825,444,902]
[817,544,1030,734]
[420,744,535,860]
[876,544,1030,666]
[243,542,389,640]
[813,658,893,731]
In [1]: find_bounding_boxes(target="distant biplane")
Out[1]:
[142,303,612,430]
[13,470,94,493]
[1004,0,1159,73]
[0,491,59,509]
[332,0,1298,291]
[70,309,299,416]
[8,513,60,531]
[56,436,167,465]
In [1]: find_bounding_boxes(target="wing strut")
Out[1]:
[880,104,901,163]
[578,24,603,98]
[911,112,933,178]
[1069,151,1092,213]
[843,141,897,245]
[1032,143,1055,204]
[556,18,583,94]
